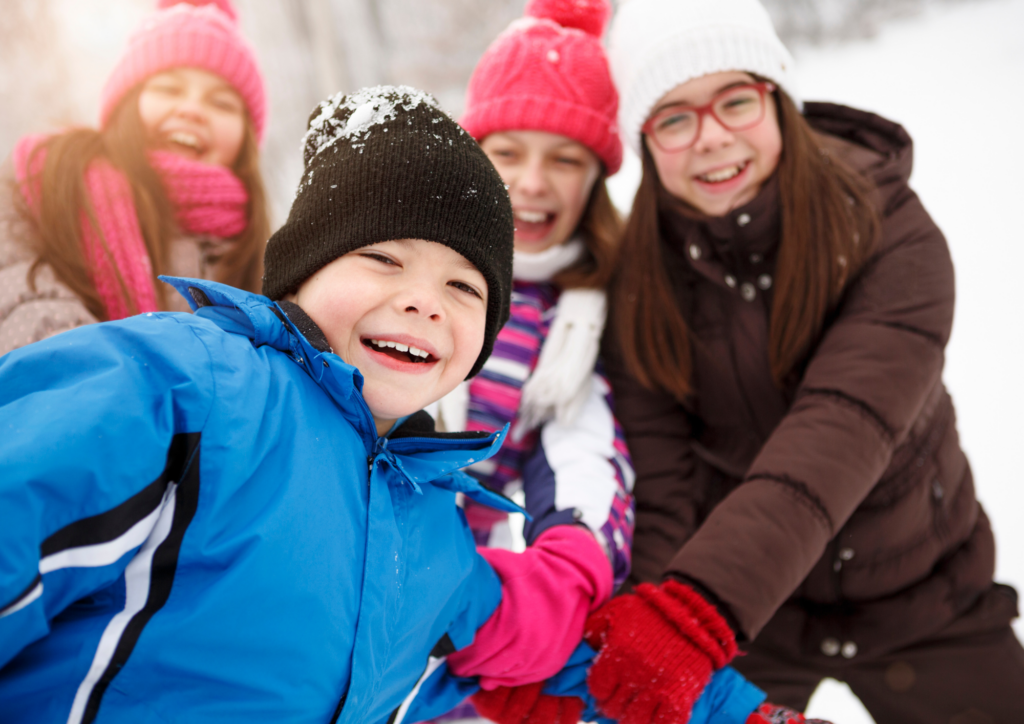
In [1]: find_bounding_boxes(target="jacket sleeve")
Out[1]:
[387,546,502,724]
[667,184,956,639]
[521,372,636,589]
[539,643,766,724]
[0,260,100,356]
[0,314,214,667]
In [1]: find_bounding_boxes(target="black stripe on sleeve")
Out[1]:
[0,574,41,616]
[41,434,198,558]
[81,432,202,724]
[430,633,455,658]
[329,694,348,724]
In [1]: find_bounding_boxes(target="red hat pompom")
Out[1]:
[524,0,612,38]
[156,0,238,23]
[462,0,621,173]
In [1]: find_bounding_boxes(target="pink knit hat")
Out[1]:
[461,0,622,175]
[99,0,267,142]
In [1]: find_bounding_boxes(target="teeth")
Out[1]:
[168,131,201,150]
[700,163,745,183]
[370,339,431,359]
[514,210,549,223]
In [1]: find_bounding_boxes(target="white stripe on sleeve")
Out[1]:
[65,483,178,724]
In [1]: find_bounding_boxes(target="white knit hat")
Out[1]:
[608,0,798,156]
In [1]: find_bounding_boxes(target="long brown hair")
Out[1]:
[553,173,623,290]
[14,87,269,321]
[610,87,879,401]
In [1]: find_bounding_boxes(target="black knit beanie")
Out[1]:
[262,85,514,378]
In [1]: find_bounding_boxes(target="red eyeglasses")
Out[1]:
[642,82,776,153]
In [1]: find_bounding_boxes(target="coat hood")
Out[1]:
[804,101,915,206]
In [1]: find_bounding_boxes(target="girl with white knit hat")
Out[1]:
[584,0,1024,722]
[0,0,270,356]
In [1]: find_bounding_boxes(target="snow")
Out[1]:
[608,1,1024,721]
[302,84,440,159]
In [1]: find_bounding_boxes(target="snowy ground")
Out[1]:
[608,1,1024,721]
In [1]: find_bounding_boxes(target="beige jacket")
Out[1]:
[0,164,228,357]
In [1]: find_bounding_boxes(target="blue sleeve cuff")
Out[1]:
[541,643,766,724]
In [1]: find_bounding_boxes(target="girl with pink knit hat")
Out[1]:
[430,3,839,724]
[0,0,269,356]
[419,1,635,721]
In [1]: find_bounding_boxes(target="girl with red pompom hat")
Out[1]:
[430,3,841,724]
[419,1,634,722]
[0,0,270,355]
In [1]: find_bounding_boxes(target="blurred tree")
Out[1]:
[0,0,75,149]
[761,0,928,44]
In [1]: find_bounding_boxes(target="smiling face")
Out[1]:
[480,130,601,253]
[287,239,488,436]
[138,67,247,167]
[645,71,782,217]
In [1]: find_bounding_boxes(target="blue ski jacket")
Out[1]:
[0,277,522,724]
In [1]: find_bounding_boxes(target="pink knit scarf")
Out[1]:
[14,134,249,321]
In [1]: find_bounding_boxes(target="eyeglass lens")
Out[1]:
[651,86,766,151]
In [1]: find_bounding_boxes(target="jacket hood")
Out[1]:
[159,275,523,514]
[803,101,915,202]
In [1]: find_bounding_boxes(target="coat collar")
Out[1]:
[659,175,781,299]
[158,276,520,513]
[660,174,781,267]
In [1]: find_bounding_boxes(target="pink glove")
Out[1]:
[448,525,613,688]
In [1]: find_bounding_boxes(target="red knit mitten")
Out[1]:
[471,682,585,724]
[583,580,737,724]
[746,702,832,724]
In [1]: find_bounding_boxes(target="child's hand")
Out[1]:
[582,580,737,724]
[471,682,584,724]
[447,526,612,687]
[747,702,832,724]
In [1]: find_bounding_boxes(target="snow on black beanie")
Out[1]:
[262,85,514,378]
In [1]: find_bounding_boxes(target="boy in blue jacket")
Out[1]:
[0,85,533,724]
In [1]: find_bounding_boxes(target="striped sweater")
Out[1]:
[462,280,635,589]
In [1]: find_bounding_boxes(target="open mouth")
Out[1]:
[695,160,750,185]
[513,209,557,242]
[362,338,436,364]
[165,131,206,158]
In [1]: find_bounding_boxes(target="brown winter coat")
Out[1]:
[607,103,996,662]
[0,161,238,356]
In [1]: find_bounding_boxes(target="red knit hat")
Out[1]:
[99,0,267,142]
[461,0,622,175]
